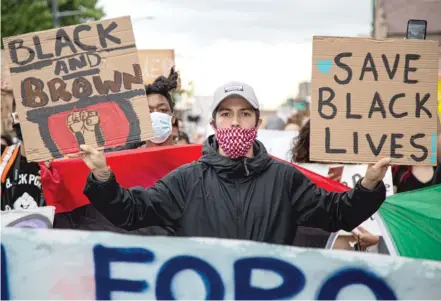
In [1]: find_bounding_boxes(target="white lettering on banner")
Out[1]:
[2,229,441,300]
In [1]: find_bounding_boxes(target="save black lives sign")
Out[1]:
[3,16,153,162]
[310,36,439,165]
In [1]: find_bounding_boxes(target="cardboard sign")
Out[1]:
[137,49,175,84]
[310,37,439,166]
[1,206,55,228]
[2,16,153,162]
[438,78,441,116]
[2,229,441,299]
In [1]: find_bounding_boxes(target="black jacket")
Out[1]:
[84,136,386,245]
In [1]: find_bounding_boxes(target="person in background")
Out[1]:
[78,81,389,246]
[99,68,180,235]
[176,132,190,145]
[1,110,45,211]
[291,119,380,251]
[284,122,300,132]
[172,118,181,144]
[392,165,437,193]
[264,115,285,131]
[285,111,308,132]
[143,67,179,148]
[54,68,180,236]
[393,116,441,192]
[177,118,185,132]
[191,126,208,145]
[104,68,179,152]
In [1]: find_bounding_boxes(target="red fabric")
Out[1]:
[39,145,350,213]
[48,102,130,155]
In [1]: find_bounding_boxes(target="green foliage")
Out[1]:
[1,0,104,48]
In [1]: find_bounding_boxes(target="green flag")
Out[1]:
[379,184,441,261]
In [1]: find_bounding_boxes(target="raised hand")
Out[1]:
[79,144,110,182]
[361,157,392,190]
[352,226,380,249]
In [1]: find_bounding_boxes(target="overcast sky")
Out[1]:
[98,0,372,109]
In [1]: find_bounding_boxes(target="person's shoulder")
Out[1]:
[269,158,302,175]
[172,161,204,176]
[178,161,203,170]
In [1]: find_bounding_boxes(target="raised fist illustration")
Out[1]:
[67,111,100,135]
[67,110,104,147]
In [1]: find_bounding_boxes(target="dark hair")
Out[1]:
[291,119,310,163]
[1,134,13,146]
[172,118,181,128]
[145,67,179,112]
[286,111,307,129]
[178,132,190,144]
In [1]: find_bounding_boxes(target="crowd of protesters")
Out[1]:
[2,66,440,254]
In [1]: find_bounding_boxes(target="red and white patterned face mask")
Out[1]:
[215,127,257,159]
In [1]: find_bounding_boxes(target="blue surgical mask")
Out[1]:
[149,112,173,144]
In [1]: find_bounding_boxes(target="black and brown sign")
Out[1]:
[311,36,439,165]
[3,16,153,162]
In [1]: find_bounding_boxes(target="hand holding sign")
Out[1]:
[351,226,380,249]
[2,17,154,162]
[361,157,391,190]
[77,144,110,181]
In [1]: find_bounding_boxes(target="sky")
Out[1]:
[98,0,373,110]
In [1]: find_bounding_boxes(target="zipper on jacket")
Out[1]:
[235,158,249,239]
[243,159,250,176]
[235,180,243,238]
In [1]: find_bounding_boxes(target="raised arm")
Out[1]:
[79,145,187,231]
[291,158,390,232]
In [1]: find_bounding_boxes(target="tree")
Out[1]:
[1,0,104,48]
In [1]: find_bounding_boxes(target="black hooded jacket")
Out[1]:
[84,136,386,245]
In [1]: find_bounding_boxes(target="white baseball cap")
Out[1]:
[211,81,260,116]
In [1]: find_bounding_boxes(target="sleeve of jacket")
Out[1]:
[291,168,386,232]
[83,166,188,231]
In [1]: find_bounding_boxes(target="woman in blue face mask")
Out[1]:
[144,67,179,148]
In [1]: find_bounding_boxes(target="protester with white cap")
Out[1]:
[79,81,391,245]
